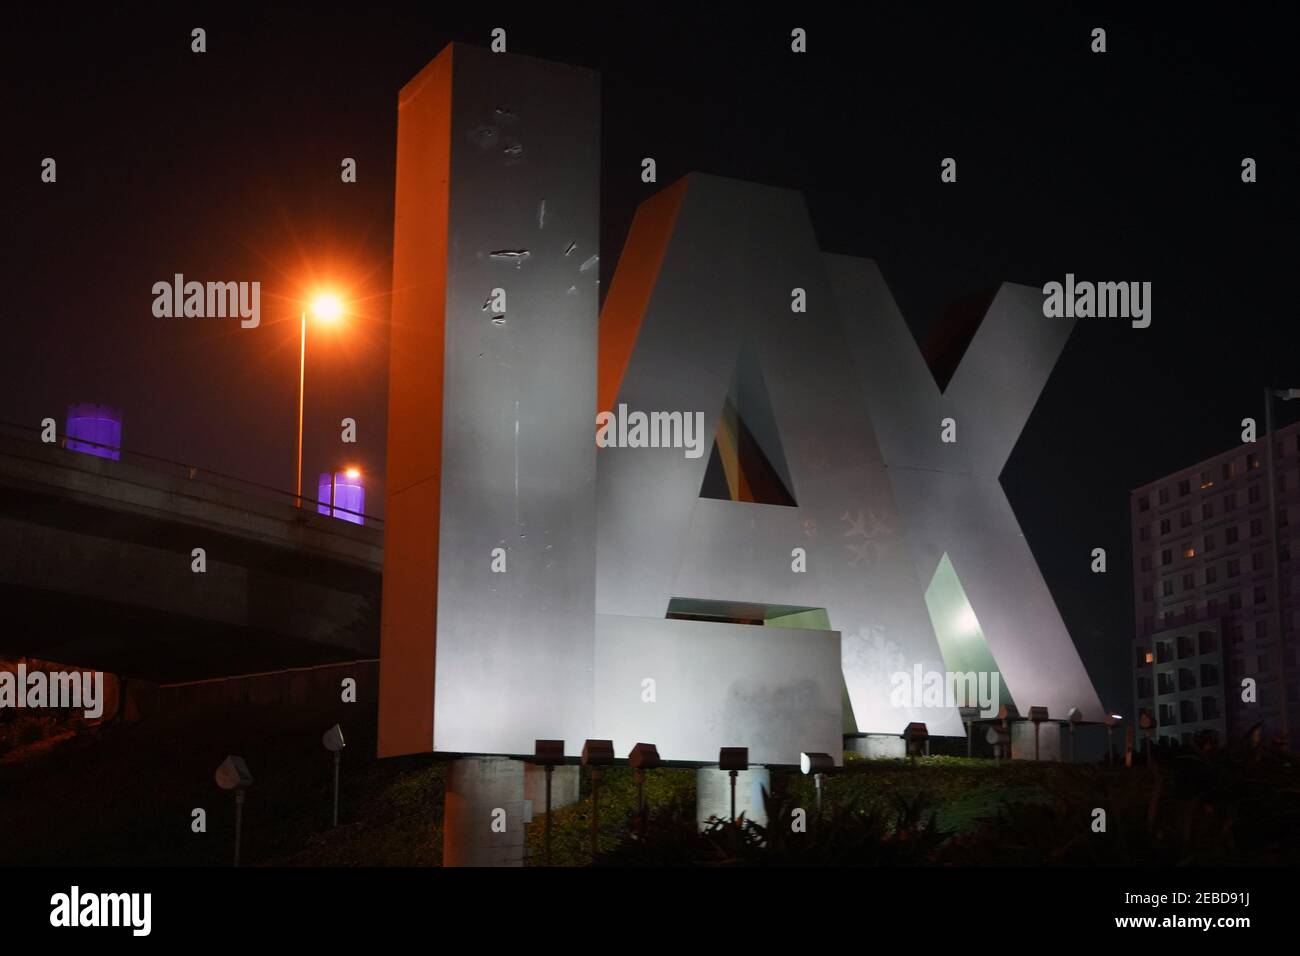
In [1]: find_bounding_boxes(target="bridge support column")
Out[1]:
[443,756,528,866]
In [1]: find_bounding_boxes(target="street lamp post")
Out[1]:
[296,310,306,507]
[295,294,344,508]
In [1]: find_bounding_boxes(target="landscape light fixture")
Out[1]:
[718,747,749,823]
[627,742,661,838]
[800,751,834,813]
[1027,706,1050,762]
[903,721,930,758]
[322,724,346,827]
[958,705,981,757]
[532,740,565,866]
[985,725,1004,765]
[214,755,253,867]
[1103,714,1123,764]
[1066,707,1083,763]
[581,739,615,858]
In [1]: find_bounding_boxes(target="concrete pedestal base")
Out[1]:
[1011,721,1061,761]
[696,765,770,829]
[443,756,528,867]
[523,763,580,812]
[845,734,905,758]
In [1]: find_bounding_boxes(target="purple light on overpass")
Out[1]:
[317,469,365,526]
[66,403,122,460]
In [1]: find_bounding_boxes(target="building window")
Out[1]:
[1205,566,1218,584]
[1140,525,1150,541]
[1229,622,1243,643]
[1228,591,1242,609]
[1258,653,1271,672]
[1183,573,1195,590]
[1252,551,1265,571]
[1183,545,1197,559]
[1225,493,1237,511]
[1203,503,1214,520]
[1180,510,1192,527]
[1256,619,1269,639]
[1179,479,1191,496]
[1163,579,1175,597]
[1206,597,1219,616]
[1198,631,1216,654]
[1248,453,1261,470]
[1224,461,1236,480]
[1162,549,1172,566]
[1226,526,1239,545]
[1139,495,1150,512]
[1254,585,1267,603]
[1204,533,1216,552]
[1142,585,1154,601]
[1250,518,1263,536]
[1201,696,1220,720]
[1141,556,1152,571]
[1159,488,1170,505]
[1160,518,1171,534]
[1227,559,1240,578]
[1249,485,1261,504]
[1200,471,1215,490]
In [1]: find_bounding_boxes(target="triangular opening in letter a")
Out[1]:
[699,351,797,507]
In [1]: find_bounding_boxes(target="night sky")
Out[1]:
[4,4,1298,717]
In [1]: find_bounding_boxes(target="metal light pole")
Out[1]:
[544,764,554,864]
[233,789,245,867]
[533,740,564,867]
[1264,387,1298,749]
[295,310,306,508]
[294,294,344,508]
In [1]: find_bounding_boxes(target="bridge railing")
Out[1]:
[0,419,384,528]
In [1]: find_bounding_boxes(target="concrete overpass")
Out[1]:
[0,430,382,683]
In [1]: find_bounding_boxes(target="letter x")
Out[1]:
[826,255,1105,721]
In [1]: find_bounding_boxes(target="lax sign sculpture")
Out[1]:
[378,44,1103,766]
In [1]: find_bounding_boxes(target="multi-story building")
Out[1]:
[1131,420,1300,747]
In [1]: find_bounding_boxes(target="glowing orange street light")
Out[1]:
[296,292,346,507]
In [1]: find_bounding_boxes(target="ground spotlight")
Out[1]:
[903,722,929,758]
[581,739,615,857]
[718,747,749,823]
[214,755,253,867]
[800,751,833,813]
[628,742,661,838]
[322,724,346,826]
[532,739,565,866]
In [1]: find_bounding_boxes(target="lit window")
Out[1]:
[1183,547,1196,559]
